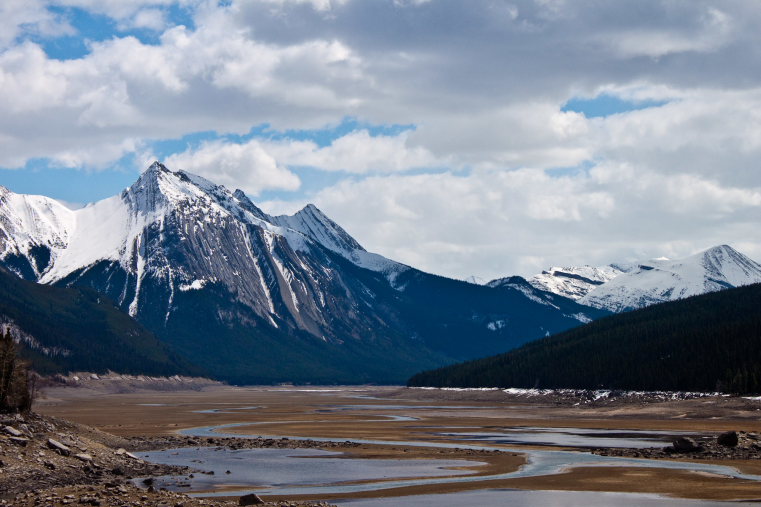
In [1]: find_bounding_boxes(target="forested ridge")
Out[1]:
[409,283,761,394]
[0,267,199,376]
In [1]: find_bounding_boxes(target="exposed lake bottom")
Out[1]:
[129,422,761,505]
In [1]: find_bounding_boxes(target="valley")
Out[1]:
[31,384,761,505]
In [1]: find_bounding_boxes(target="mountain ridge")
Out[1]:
[0,162,604,383]
[487,245,761,313]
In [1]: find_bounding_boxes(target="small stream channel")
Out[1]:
[132,421,761,505]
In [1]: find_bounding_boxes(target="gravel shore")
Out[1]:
[0,412,335,507]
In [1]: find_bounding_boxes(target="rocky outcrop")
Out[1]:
[717,430,738,447]
[593,431,761,461]
[671,437,701,453]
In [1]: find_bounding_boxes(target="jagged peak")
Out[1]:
[272,202,365,255]
[123,162,231,215]
[701,244,737,257]
[297,203,324,216]
[147,160,170,173]
[231,188,269,221]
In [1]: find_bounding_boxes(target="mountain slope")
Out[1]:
[0,187,73,280]
[491,245,761,313]
[517,264,630,300]
[0,163,606,383]
[408,283,761,394]
[579,245,761,312]
[0,267,196,376]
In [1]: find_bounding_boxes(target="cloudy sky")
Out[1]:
[1,0,760,280]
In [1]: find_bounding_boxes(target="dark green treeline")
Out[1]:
[409,283,761,394]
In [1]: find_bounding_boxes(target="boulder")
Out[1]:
[672,436,701,452]
[3,426,23,437]
[47,438,72,456]
[717,431,739,447]
[115,448,140,460]
[8,436,29,446]
[74,453,93,462]
[239,493,265,505]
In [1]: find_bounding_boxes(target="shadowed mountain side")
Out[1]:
[0,268,199,377]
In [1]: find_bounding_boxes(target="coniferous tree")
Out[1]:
[0,328,31,413]
[0,328,16,409]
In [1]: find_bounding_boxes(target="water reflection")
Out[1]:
[438,426,694,449]
[141,447,482,492]
[335,489,747,506]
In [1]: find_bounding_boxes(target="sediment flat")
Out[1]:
[34,383,761,502]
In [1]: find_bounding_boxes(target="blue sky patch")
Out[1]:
[545,160,596,178]
[562,94,669,118]
[0,158,140,206]
[26,5,196,60]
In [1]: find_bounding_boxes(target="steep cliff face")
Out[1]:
[0,162,603,383]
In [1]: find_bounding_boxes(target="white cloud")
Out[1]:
[601,7,733,58]
[3,0,761,278]
[263,130,441,172]
[0,0,73,50]
[120,8,169,31]
[164,140,301,195]
[259,165,761,280]
[162,129,438,195]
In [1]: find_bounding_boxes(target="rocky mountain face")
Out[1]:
[498,245,761,313]
[0,163,605,383]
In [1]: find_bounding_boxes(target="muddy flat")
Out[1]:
[35,384,761,502]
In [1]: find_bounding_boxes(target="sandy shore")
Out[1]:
[35,384,761,502]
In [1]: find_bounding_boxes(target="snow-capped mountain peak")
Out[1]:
[0,162,617,383]
[0,186,74,279]
[579,245,761,312]
[493,245,761,313]
[527,265,626,300]
[5,162,410,323]
[272,203,364,256]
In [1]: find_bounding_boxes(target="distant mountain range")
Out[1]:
[2,162,758,384]
[488,245,761,313]
[0,162,604,383]
[408,282,761,394]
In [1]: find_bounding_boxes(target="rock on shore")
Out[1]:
[0,412,334,507]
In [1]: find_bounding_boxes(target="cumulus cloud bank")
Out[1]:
[2,0,761,279]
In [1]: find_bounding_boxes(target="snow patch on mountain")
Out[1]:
[486,319,507,331]
[487,276,560,309]
[0,186,74,277]
[179,279,207,291]
[526,265,629,300]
